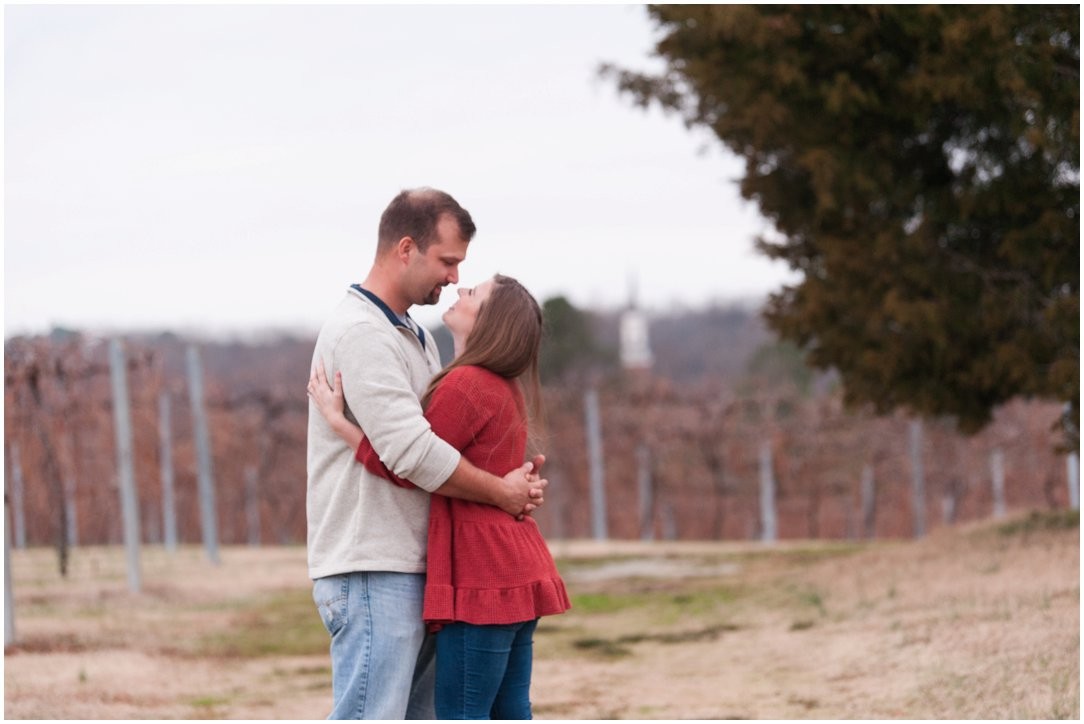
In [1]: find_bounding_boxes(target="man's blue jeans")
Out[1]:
[434,619,538,720]
[312,571,435,720]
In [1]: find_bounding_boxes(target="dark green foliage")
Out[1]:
[996,508,1079,537]
[604,5,1079,445]
[540,296,615,383]
[745,339,815,394]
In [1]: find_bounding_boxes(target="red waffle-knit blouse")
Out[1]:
[355,364,570,629]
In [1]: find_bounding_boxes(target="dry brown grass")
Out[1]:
[4,510,1079,719]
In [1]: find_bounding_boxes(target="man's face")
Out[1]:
[405,214,469,306]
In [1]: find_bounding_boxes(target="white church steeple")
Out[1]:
[620,274,652,371]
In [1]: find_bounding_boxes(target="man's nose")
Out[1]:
[448,268,459,285]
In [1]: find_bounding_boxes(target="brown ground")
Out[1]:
[4,509,1079,719]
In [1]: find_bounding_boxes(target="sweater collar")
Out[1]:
[352,284,426,350]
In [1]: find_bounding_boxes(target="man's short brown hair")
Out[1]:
[377,188,476,254]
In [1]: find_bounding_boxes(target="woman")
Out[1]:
[308,273,570,720]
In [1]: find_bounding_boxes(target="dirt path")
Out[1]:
[4,511,1079,719]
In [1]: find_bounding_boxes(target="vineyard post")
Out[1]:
[109,338,142,593]
[584,387,608,541]
[1068,452,1079,510]
[636,443,654,541]
[60,410,83,548]
[158,391,178,552]
[909,419,926,538]
[187,345,220,565]
[8,443,26,549]
[990,448,1006,519]
[245,465,261,547]
[63,433,78,546]
[64,467,78,548]
[860,463,876,539]
[758,440,777,543]
[4,493,15,646]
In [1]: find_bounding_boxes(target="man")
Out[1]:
[306,188,546,720]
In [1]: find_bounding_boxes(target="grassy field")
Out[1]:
[4,509,1079,719]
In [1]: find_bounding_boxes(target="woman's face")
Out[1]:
[443,278,496,338]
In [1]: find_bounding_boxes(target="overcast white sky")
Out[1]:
[4,3,800,338]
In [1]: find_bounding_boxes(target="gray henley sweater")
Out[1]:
[306,287,460,580]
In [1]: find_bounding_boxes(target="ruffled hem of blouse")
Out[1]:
[423,576,571,630]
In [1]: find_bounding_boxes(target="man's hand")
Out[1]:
[438,454,547,515]
[498,458,548,519]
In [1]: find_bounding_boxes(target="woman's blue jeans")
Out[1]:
[434,619,539,720]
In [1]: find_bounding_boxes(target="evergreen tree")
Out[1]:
[604,5,1079,445]
[540,296,610,384]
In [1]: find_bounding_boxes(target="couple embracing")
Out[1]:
[305,188,570,720]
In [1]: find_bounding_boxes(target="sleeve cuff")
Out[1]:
[407,441,462,493]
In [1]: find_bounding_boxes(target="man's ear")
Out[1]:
[396,236,416,263]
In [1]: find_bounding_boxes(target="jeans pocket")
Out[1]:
[313,575,349,636]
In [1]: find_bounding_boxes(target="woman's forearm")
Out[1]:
[330,415,364,450]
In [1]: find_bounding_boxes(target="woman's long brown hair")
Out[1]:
[422,274,544,437]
